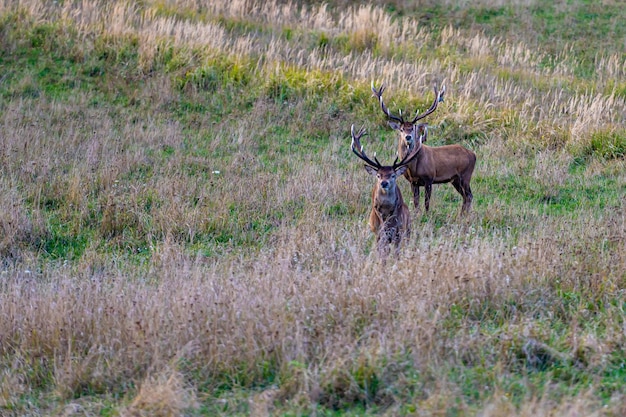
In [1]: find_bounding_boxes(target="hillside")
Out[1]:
[0,0,625,415]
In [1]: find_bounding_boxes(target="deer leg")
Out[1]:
[377,235,391,260]
[424,182,433,212]
[393,226,405,255]
[451,178,467,212]
[394,241,402,256]
[462,182,473,213]
[411,182,421,211]
[451,177,464,197]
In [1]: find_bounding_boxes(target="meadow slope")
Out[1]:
[0,0,625,415]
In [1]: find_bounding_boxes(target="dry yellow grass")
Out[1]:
[0,0,625,415]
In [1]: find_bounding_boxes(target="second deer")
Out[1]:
[372,83,476,214]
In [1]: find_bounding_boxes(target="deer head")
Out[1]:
[350,124,422,196]
[371,82,444,149]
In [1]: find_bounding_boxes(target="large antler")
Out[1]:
[351,125,383,170]
[372,82,445,125]
[371,82,404,124]
[351,123,425,171]
[409,85,445,124]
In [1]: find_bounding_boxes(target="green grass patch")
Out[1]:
[1,2,625,415]
[587,130,626,160]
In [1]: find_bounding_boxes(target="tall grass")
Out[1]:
[0,0,625,415]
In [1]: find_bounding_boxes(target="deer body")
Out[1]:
[399,137,476,213]
[372,82,476,214]
[351,125,421,258]
[367,165,411,256]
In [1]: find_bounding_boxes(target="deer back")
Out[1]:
[402,144,475,183]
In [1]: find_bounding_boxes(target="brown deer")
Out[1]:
[371,83,476,214]
[351,124,423,258]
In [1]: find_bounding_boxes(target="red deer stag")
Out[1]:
[351,124,423,258]
[371,83,476,214]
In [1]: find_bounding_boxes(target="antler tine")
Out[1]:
[410,84,445,124]
[351,124,382,170]
[392,150,415,170]
[350,124,368,151]
[371,81,404,124]
[371,80,385,96]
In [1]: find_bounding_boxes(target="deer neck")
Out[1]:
[374,187,400,218]
[399,140,423,160]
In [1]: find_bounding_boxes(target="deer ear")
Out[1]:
[416,124,427,142]
[364,165,377,176]
[395,166,408,176]
[388,121,400,130]
[420,124,428,143]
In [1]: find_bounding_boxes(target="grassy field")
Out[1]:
[0,0,625,415]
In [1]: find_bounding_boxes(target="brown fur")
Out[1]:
[351,125,421,258]
[371,83,476,214]
[365,165,412,258]
[395,124,476,214]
